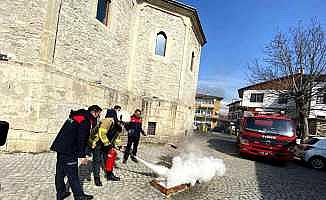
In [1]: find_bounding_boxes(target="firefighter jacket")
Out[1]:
[125,115,145,137]
[88,118,122,149]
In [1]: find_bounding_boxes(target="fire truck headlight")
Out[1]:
[240,137,249,145]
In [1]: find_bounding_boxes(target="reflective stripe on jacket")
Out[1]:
[88,118,114,149]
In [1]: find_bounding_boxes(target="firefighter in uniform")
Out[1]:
[88,114,122,186]
[50,105,102,200]
[123,109,146,163]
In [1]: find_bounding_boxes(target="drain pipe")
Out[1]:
[52,0,63,64]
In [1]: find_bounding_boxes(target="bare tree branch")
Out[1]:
[247,20,326,138]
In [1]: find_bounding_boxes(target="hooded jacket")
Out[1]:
[50,109,96,158]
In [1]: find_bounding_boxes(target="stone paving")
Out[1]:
[1,133,326,200]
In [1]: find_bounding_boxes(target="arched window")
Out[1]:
[190,52,195,72]
[155,32,167,56]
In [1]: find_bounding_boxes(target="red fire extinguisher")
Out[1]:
[106,148,117,172]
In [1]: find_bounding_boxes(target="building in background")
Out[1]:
[227,100,242,123]
[0,0,206,152]
[237,76,326,136]
[194,94,223,129]
[237,78,296,115]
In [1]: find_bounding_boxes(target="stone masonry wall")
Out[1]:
[0,0,51,151]
[130,2,201,137]
[53,0,134,91]
[131,3,186,100]
[0,0,203,152]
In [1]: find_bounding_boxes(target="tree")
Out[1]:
[248,21,326,139]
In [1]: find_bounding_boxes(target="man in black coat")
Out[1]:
[123,109,146,164]
[51,105,102,200]
[105,105,121,123]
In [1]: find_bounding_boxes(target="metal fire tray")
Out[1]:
[150,179,190,197]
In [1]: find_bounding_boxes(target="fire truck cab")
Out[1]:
[237,110,296,161]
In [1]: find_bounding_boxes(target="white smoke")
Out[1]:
[136,152,226,188]
[166,153,225,187]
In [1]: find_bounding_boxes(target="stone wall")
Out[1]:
[130,2,201,137]
[0,0,203,152]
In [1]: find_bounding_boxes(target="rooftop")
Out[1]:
[196,93,224,100]
[227,100,241,107]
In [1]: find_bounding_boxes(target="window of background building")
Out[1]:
[147,122,157,135]
[96,0,111,26]
[155,32,167,56]
[190,52,195,72]
[278,94,288,104]
[316,88,326,104]
[316,93,326,104]
[250,93,264,103]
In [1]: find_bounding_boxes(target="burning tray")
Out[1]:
[150,179,190,197]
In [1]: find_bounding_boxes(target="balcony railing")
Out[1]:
[195,103,215,108]
[194,113,218,118]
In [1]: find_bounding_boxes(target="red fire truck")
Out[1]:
[237,110,297,161]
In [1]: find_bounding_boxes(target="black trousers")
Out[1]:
[55,154,83,200]
[123,134,140,161]
[92,144,106,178]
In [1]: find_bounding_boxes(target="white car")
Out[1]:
[303,137,326,169]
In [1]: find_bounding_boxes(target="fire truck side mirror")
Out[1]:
[0,121,9,146]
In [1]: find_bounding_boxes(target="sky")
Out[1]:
[178,0,326,104]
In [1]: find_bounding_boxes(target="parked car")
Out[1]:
[299,137,326,169]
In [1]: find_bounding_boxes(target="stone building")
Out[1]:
[0,0,206,152]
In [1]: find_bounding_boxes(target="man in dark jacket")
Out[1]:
[105,105,121,123]
[123,109,146,164]
[51,105,102,200]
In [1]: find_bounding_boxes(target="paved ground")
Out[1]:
[0,132,326,200]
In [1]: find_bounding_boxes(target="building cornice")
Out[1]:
[142,0,206,46]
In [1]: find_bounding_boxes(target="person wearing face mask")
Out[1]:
[51,105,102,200]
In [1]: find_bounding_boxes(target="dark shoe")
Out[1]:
[107,172,120,181]
[83,194,94,200]
[62,191,71,199]
[131,156,138,163]
[75,194,94,200]
[94,177,102,187]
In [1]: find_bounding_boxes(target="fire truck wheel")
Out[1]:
[309,156,325,170]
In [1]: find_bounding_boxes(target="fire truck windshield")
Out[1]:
[245,117,294,137]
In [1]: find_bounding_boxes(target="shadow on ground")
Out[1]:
[207,133,326,200]
[207,135,239,157]
[117,167,158,178]
[156,154,173,168]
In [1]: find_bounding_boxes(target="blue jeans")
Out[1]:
[55,154,83,200]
